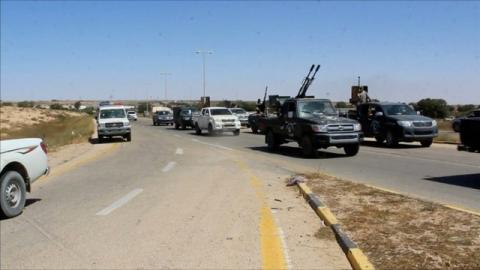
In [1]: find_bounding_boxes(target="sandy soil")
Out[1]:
[301,173,480,270]
[0,106,81,132]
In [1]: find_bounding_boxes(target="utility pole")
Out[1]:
[160,72,171,101]
[195,50,213,102]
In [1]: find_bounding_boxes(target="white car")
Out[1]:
[229,108,249,127]
[127,111,138,121]
[0,138,48,218]
[193,107,241,135]
[97,106,132,142]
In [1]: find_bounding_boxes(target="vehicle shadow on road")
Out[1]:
[247,146,347,159]
[423,174,480,190]
[89,137,125,144]
[25,198,42,208]
[361,141,423,149]
[184,132,238,137]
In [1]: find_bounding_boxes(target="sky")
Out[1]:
[1,1,479,104]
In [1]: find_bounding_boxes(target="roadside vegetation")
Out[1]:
[301,173,480,270]
[1,106,94,151]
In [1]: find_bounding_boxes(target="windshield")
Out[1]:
[298,100,337,118]
[100,109,126,119]
[230,108,246,114]
[383,104,416,116]
[156,111,171,115]
[127,111,135,114]
[210,109,232,115]
[181,109,198,116]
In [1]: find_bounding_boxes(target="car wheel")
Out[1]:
[344,144,360,156]
[0,171,27,218]
[174,123,179,129]
[420,139,433,147]
[301,135,317,157]
[251,125,258,134]
[233,129,240,136]
[195,123,202,135]
[375,135,385,144]
[181,124,186,130]
[98,136,104,143]
[385,130,398,147]
[125,133,131,142]
[208,124,214,135]
[452,122,460,132]
[266,130,279,151]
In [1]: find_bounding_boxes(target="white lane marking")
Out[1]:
[96,188,143,216]
[162,161,177,172]
[191,138,233,151]
[271,210,292,270]
[175,148,184,155]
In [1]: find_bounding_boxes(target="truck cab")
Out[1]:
[264,98,363,157]
[353,102,438,147]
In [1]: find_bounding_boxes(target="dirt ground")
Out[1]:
[300,173,480,270]
[0,106,81,134]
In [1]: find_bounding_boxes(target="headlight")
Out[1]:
[397,121,413,127]
[311,124,328,133]
[431,120,437,127]
[353,123,362,131]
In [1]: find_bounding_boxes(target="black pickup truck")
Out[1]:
[263,98,363,157]
[350,102,438,147]
[458,117,480,153]
[173,107,199,129]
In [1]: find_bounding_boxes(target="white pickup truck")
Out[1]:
[193,107,241,136]
[0,138,48,218]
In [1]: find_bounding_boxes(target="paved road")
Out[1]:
[1,119,350,269]
[158,120,480,213]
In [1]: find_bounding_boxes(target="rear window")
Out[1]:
[231,108,246,114]
[211,109,232,115]
[100,109,126,119]
[156,111,171,115]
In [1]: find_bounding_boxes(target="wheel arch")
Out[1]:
[1,162,30,192]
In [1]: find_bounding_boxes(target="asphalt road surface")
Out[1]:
[158,120,480,213]
[1,119,351,269]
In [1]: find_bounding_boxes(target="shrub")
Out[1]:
[17,101,35,108]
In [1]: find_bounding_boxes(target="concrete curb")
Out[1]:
[297,182,374,270]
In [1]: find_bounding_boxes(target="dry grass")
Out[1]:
[300,172,480,270]
[434,132,460,144]
[1,114,94,151]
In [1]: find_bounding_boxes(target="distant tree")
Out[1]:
[335,101,349,108]
[457,104,476,113]
[82,106,95,115]
[17,101,35,108]
[414,98,449,119]
[74,101,82,110]
[0,102,13,107]
[219,100,233,108]
[236,101,257,111]
[50,103,63,110]
[137,102,148,113]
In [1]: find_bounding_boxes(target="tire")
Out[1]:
[208,124,214,135]
[0,171,27,218]
[125,133,131,142]
[233,129,240,136]
[375,135,385,144]
[344,144,360,156]
[195,123,202,135]
[181,123,186,130]
[251,125,258,134]
[301,135,317,157]
[453,122,460,133]
[98,136,104,143]
[174,123,179,129]
[385,130,398,147]
[266,130,279,151]
[420,139,433,147]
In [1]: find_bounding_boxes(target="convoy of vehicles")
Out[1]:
[152,110,174,126]
[173,107,199,129]
[351,102,438,147]
[192,107,241,135]
[97,105,132,142]
[0,138,49,218]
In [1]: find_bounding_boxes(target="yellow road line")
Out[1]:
[235,159,288,270]
[443,204,480,217]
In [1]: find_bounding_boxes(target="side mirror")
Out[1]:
[375,112,384,117]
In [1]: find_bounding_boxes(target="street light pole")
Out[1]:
[195,50,213,102]
[160,72,171,101]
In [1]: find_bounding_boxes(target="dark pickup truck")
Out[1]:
[350,102,438,147]
[457,117,480,153]
[263,98,363,157]
[173,107,199,129]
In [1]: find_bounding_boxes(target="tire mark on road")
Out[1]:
[162,161,177,172]
[175,148,184,155]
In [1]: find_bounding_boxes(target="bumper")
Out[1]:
[314,132,363,146]
[402,127,438,141]
[155,119,174,124]
[213,124,241,131]
[98,127,131,136]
